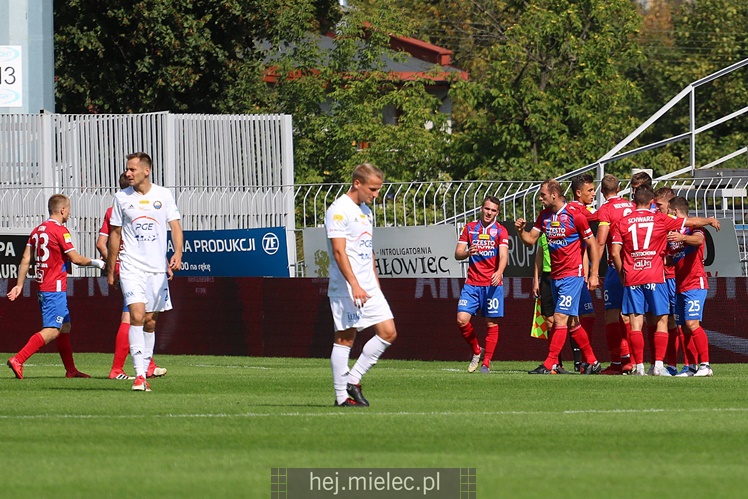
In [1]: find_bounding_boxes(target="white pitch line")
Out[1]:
[1,407,747,420]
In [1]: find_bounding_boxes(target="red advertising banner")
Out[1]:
[1,277,746,363]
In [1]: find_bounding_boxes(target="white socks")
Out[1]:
[349,335,391,385]
[129,325,146,378]
[331,343,351,404]
[143,331,155,374]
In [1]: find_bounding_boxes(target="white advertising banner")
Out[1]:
[0,46,23,107]
[303,225,462,278]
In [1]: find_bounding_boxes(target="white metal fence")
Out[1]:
[0,112,295,275]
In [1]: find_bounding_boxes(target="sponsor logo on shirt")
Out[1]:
[63,233,72,244]
[153,200,163,210]
[333,214,343,222]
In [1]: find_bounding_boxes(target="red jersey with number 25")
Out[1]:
[532,204,593,279]
[459,220,510,286]
[27,219,76,292]
[611,209,685,286]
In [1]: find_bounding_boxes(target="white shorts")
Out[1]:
[329,287,394,332]
[120,270,173,313]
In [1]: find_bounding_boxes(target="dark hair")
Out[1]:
[633,184,654,206]
[571,173,595,195]
[126,152,152,168]
[631,171,652,190]
[600,174,620,195]
[483,195,500,207]
[668,196,690,214]
[118,172,129,190]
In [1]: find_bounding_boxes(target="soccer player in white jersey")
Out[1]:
[325,163,397,407]
[106,152,184,392]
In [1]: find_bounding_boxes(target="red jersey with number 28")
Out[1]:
[27,219,76,292]
[611,209,685,286]
[532,204,593,279]
[459,220,510,286]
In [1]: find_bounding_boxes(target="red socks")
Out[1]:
[691,326,710,363]
[111,322,131,371]
[570,325,597,364]
[15,332,46,364]
[653,331,668,362]
[459,322,481,356]
[56,332,77,373]
[484,325,499,367]
[545,325,568,370]
[665,327,680,366]
[605,322,622,363]
[629,330,645,366]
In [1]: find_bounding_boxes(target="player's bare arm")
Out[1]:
[491,245,508,286]
[611,244,623,283]
[514,219,540,246]
[168,220,184,271]
[596,224,610,256]
[65,249,104,270]
[96,233,109,260]
[585,235,601,290]
[107,226,123,285]
[7,246,32,301]
[330,237,370,305]
[684,217,721,231]
[532,243,542,298]
[454,241,477,260]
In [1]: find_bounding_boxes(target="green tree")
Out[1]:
[54,0,341,113]
[261,1,454,183]
[442,0,644,180]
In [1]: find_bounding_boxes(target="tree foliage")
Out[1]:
[54,0,341,113]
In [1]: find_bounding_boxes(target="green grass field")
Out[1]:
[1,353,746,498]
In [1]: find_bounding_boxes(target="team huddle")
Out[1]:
[461,172,719,377]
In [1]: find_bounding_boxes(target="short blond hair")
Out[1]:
[352,163,384,184]
[48,194,69,215]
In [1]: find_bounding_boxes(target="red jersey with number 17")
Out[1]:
[532,204,593,279]
[27,219,76,292]
[459,220,509,286]
[610,209,685,286]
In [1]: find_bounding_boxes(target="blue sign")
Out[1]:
[167,228,289,277]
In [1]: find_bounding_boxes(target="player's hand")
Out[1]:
[169,254,182,271]
[710,218,721,231]
[7,285,22,301]
[514,218,526,231]
[667,231,683,243]
[167,266,174,281]
[587,274,599,290]
[352,285,371,308]
[491,272,503,286]
[532,282,540,298]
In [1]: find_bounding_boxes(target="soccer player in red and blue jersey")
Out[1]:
[516,179,602,375]
[594,174,635,374]
[610,185,720,376]
[568,173,599,371]
[6,194,105,379]
[655,187,686,374]
[455,196,509,374]
[667,196,713,377]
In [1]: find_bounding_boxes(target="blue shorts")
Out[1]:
[675,289,708,325]
[604,265,624,310]
[457,283,504,318]
[622,283,670,316]
[551,276,584,316]
[37,291,70,329]
[578,285,594,315]
[666,278,677,315]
